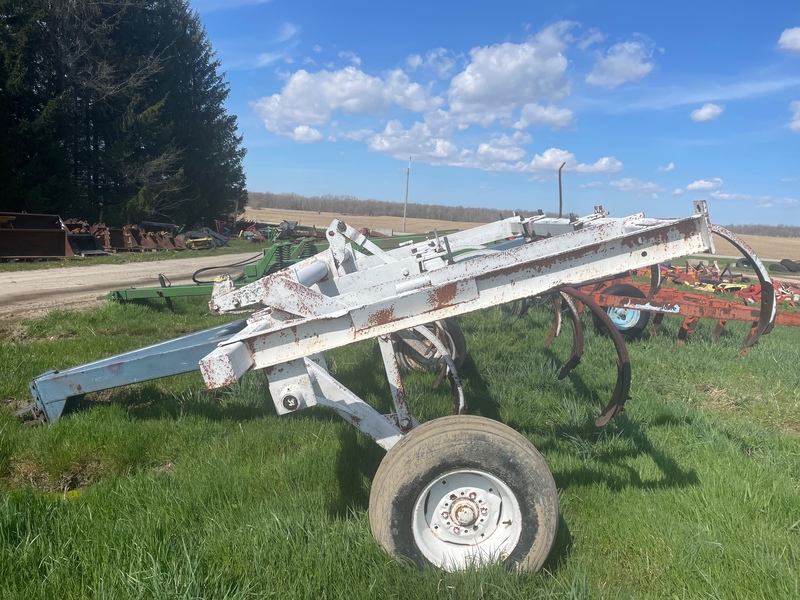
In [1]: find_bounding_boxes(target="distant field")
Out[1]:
[243,207,484,235]
[709,233,800,261]
[244,207,800,260]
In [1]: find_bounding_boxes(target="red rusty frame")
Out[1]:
[584,282,800,355]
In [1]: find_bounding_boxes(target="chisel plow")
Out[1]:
[28,201,731,572]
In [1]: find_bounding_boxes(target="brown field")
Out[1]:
[708,234,800,262]
[243,207,484,235]
[244,207,800,261]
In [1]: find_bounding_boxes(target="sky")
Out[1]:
[189,0,800,226]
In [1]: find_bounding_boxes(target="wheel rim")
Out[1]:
[412,469,523,571]
[606,306,641,330]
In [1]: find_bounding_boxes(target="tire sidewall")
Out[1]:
[374,424,556,571]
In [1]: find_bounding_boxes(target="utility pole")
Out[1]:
[402,157,410,233]
[558,162,566,218]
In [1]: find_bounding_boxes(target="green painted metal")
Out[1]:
[101,232,451,304]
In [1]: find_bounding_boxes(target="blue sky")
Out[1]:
[190,0,800,226]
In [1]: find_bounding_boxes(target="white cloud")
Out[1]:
[778,27,800,53]
[577,28,605,51]
[255,52,285,68]
[619,77,800,112]
[364,121,619,176]
[447,22,573,126]
[291,125,322,142]
[475,132,532,163]
[407,48,457,78]
[790,100,800,132]
[367,125,535,172]
[580,181,605,188]
[251,24,625,177]
[407,54,423,70]
[610,178,663,198]
[253,67,441,134]
[690,103,724,122]
[513,103,574,130]
[528,148,622,173]
[673,188,684,195]
[709,190,751,200]
[338,51,361,66]
[780,177,798,183]
[312,44,322,53]
[368,120,459,163]
[657,161,675,172]
[273,23,300,44]
[329,129,374,142]
[586,37,656,88]
[686,178,723,191]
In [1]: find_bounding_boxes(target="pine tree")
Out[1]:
[0,0,247,226]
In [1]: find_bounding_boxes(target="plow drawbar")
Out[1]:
[29,201,752,572]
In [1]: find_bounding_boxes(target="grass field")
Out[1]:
[1,295,799,598]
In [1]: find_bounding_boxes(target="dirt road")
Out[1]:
[0,252,257,322]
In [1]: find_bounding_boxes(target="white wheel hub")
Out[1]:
[412,470,523,571]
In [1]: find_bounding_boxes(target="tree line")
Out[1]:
[248,192,529,224]
[250,192,799,236]
[723,224,800,238]
[1,0,247,226]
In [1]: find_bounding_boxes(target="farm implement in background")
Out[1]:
[27,202,729,572]
[100,238,325,306]
[100,231,448,307]
[0,212,78,259]
[539,225,794,355]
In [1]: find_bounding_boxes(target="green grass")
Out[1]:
[0,237,261,273]
[1,299,799,598]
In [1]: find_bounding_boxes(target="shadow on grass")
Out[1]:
[541,515,573,574]
[533,399,700,492]
[458,355,502,422]
[548,413,700,492]
[63,380,276,423]
[506,348,700,492]
[328,424,385,517]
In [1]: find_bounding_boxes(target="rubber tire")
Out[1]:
[393,318,467,372]
[780,259,800,273]
[592,283,651,341]
[735,258,752,269]
[369,415,558,572]
[769,263,789,273]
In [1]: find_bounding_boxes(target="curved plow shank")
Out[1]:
[709,225,777,353]
[413,323,466,415]
[556,292,585,380]
[561,287,631,427]
[542,294,563,348]
[647,263,661,301]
